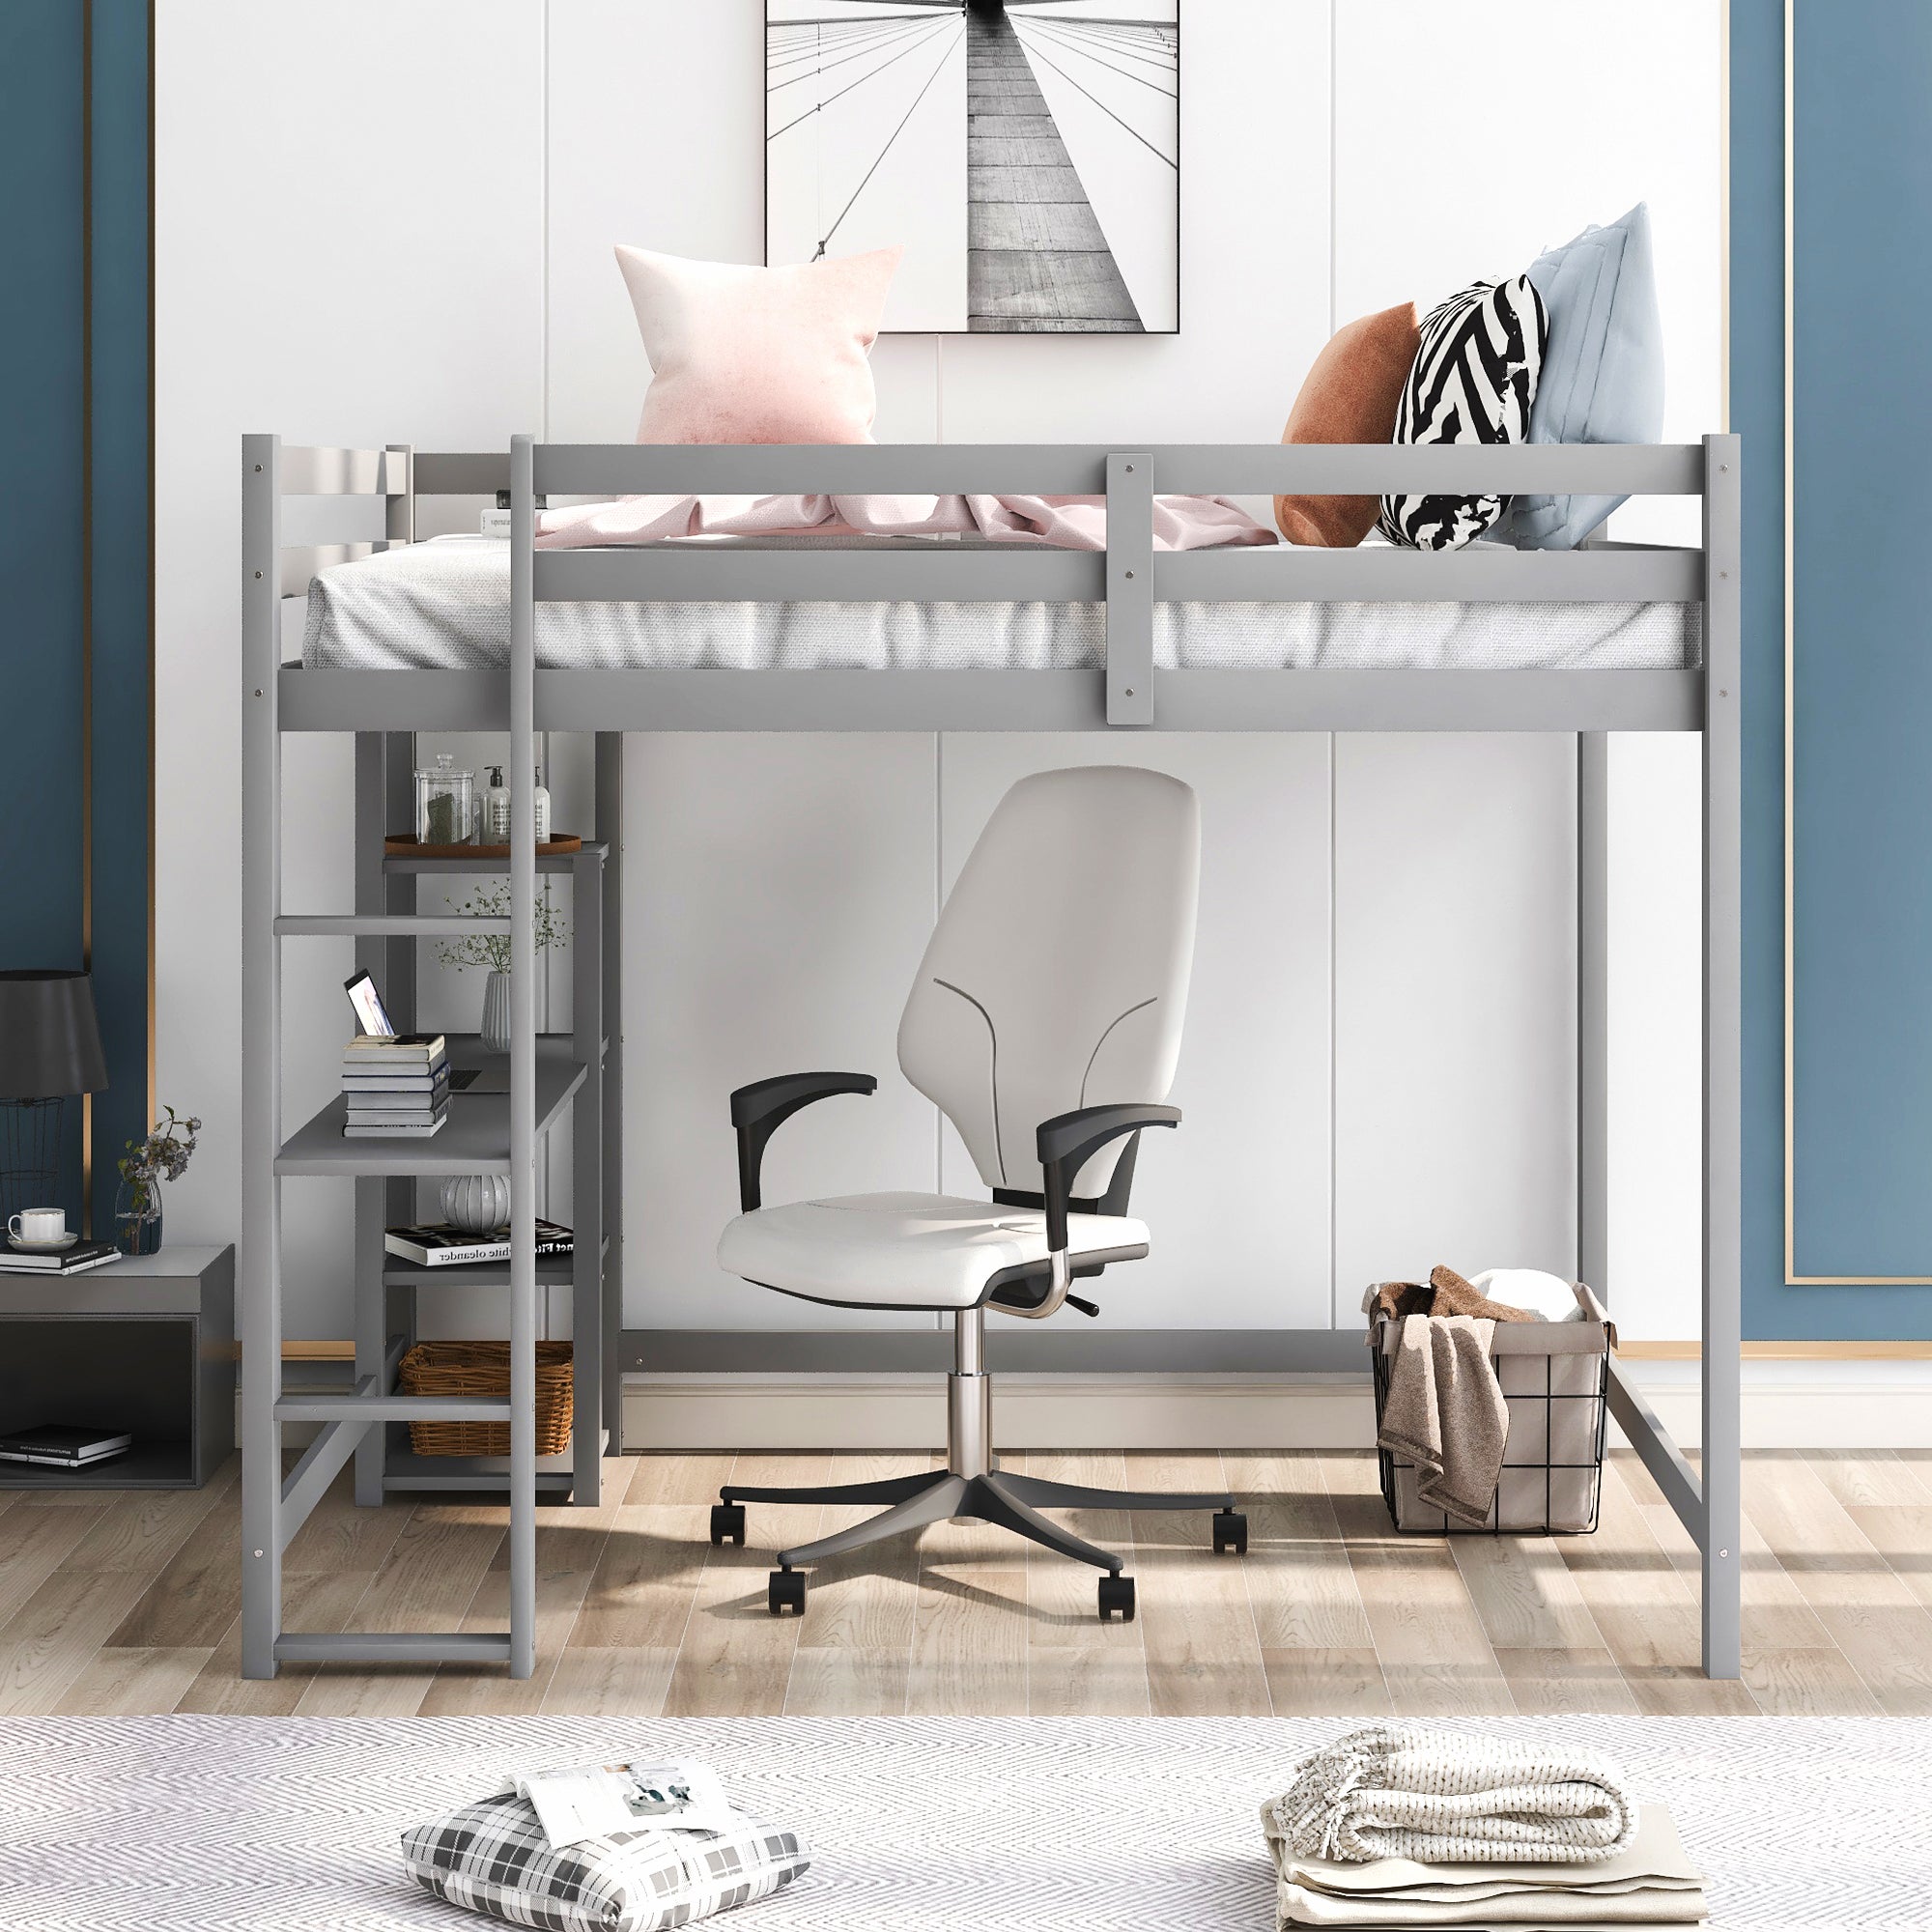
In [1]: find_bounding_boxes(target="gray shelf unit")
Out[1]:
[243,430,623,1680]
[244,432,1740,1683]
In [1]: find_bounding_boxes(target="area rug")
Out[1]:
[0,1715,1925,1930]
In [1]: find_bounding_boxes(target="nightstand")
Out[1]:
[0,1243,236,1489]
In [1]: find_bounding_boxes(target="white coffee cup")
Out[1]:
[9,1208,66,1245]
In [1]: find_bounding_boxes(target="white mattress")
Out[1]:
[301,535,1701,672]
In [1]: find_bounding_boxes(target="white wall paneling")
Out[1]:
[938,735,1334,1331]
[156,0,1721,1346]
[624,734,943,1330]
[1333,734,1579,1301]
[156,0,545,1338]
[1605,732,1703,1339]
[1331,0,1723,550]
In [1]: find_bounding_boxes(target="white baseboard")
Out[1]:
[622,1360,1932,1453]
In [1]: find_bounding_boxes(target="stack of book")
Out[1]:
[0,1239,120,1277]
[0,1423,134,1470]
[343,1032,450,1138]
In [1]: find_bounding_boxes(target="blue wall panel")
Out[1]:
[0,3,150,1232]
[0,6,87,1216]
[1735,0,1932,1336]
[89,0,155,1219]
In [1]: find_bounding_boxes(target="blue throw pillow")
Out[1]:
[1491,203,1664,550]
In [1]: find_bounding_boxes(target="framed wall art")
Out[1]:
[765,0,1179,334]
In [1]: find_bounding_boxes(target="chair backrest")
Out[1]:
[898,765,1200,1199]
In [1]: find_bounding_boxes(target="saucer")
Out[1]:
[8,1233,77,1254]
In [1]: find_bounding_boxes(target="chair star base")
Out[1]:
[719,1458,1246,1622]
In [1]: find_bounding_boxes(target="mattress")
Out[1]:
[301,535,1701,672]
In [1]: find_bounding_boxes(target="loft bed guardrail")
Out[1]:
[271,440,1719,734]
[242,433,1740,1684]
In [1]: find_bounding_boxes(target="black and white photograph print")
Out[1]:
[765,0,1179,334]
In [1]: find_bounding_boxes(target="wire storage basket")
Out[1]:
[1370,1283,1613,1534]
[397,1341,573,1458]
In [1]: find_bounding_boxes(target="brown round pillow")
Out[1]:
[1273,301,1422,547]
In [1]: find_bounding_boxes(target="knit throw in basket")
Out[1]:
[397,1341,573,1457]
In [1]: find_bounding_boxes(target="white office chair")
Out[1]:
[713,765,1246,1623]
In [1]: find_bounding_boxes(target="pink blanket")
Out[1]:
[535,493,1277,552]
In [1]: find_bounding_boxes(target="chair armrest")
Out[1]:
[1036,1103,1180,1253]
[730,1071,877,1211]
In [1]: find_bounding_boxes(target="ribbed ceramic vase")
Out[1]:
[441,1173,511,1235]
[479,970,512,1055]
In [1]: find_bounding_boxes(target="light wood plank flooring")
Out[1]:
[4,1449,1930,1718]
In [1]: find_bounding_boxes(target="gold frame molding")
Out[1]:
[1780,0,1932,1283]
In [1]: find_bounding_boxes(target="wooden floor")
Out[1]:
[3,1448,1930,1719]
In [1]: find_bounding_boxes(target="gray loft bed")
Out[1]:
[242,434,1742,1685]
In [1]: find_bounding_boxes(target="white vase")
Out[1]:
[480,970,512,1054]
[441,1173,512,1235]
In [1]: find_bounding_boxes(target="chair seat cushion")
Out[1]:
[718,1191,1150,1310]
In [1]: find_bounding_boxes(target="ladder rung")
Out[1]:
[274,914,511,937]
[273,1393,513,1423]
[275,1630,513,1665]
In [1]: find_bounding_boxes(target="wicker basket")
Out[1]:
[397,1341,573,1458]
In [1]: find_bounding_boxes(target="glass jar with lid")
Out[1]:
[414,753,475,847]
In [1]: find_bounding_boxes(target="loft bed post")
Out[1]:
[508,432,539,1677]
[382,726,420,1484]
[240,434,284,1677]
[353,736,388,1508]
[1700,430,1744,1677]
[596,734,624,1447]
[1105,451,1153,725]
[570,838,606,1501]
[1577,732,1609,1302]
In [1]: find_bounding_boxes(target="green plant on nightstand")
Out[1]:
[115,1104,200,1256]
[434,884,570,1054]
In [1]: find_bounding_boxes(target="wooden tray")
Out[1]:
[385,833,583,859]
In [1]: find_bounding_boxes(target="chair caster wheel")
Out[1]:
[768,1569,806,1617]
[711,1502,746,1547]
[1097,1574,1136,1623]
[1212,1508,1248,1555]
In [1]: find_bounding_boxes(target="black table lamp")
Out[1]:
[0,970,110,1226]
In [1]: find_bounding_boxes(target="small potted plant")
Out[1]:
[115,1105,200,1256]
[434,884,569,1054]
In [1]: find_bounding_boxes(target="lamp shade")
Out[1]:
[0,970,110,1099]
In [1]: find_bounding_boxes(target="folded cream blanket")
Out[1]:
[1265,1726,1638,1866]
[1269,1804,1706,1926]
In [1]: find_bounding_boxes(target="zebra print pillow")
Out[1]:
[1378,277,1548,551]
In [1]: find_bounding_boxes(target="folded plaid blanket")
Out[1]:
[1264,1726,1637,1865]
[402,1791,809,1932]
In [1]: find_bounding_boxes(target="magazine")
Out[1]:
[510,1759,735,1850]
[385,1219,573,1267]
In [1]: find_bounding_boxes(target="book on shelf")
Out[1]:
[344,1032,447,1065]
[385,1219,574,1267]
[343,1108,448,1139]
[341,1067,452,1092]
[0,1240,122,1276]
[345,1092,447,1109]
[0,1423,134,1466]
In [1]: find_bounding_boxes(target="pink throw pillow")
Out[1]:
[615,245,901,445]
